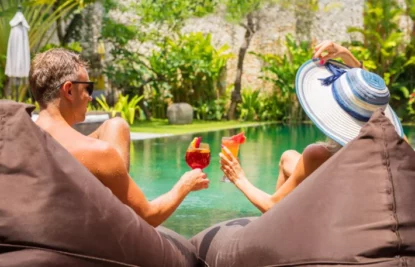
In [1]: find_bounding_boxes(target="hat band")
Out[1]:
[319,63,347,86]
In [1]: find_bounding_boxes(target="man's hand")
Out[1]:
[178,169,209,192]
[219,146,247,185]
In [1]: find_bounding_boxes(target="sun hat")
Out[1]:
[295,59,404,146]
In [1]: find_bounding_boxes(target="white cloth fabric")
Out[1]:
[5,11,30,78]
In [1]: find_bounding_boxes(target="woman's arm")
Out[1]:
[220,148,274,213]
[313,40,362,68]
[220,144,331,213]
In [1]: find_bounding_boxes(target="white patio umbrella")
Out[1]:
[5,6,30,101]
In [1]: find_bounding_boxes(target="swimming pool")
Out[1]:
[129,124,415,238]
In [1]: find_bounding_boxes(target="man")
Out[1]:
[30,48,209,227]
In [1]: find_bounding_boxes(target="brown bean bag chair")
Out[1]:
[0,101,206,267]
[190,109,415,267]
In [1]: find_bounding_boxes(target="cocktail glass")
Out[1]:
[185,143,211,170]
[221,137,240,182]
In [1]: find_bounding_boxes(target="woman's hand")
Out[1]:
[313,40,361,68]
[219,146,247,185]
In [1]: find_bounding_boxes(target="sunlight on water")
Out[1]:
[129,124,415,238]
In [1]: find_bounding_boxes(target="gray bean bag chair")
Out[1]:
[0,101,206,267]
[190,109,415,267]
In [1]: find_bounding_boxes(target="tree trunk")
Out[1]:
[136,79,159,121]
[228,13,255,120]
[137,85,152,121]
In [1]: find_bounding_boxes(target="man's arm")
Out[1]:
[86,144,208,227]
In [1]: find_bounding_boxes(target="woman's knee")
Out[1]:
[280,150,300,165]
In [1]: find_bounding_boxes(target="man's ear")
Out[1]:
[61,81,73,101]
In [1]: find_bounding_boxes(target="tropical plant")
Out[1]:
[236,89,285,122]
[253,34,313,122]
[194,98,228,120]
[238,89,261,121]
[137,0,217,31]
[258,92,283,121]
[102,0,219,120]
[95,94,143,125]
[148,32,232,105]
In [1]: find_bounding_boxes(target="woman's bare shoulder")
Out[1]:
[303,143,332,162]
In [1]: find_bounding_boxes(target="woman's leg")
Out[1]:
[276,150,301,190]
[277,144,332,190]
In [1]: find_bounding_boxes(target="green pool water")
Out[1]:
[130,124,415,238]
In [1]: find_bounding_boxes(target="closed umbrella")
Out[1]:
[5,6,30,101]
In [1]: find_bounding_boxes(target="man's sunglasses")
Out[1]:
[57,81,94,96]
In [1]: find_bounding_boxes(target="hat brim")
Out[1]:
[295,59,404,146]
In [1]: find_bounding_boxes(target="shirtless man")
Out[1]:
[30,48,209,227]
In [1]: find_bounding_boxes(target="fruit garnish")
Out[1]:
[190,137,202,148]
[231,132,246,144]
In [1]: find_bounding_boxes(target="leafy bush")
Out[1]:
[258,92,284,121]
[95,94,143,125]
[238,89,260,121]
[194,98,228,121]
[237,89,284,122]
[148,32,232,106]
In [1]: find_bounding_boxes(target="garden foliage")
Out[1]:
[347,0,415,121]
[2,0,415,124]
[246,34,313,122]
[95,94,143,125]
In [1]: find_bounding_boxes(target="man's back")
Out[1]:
[36,118,113,179]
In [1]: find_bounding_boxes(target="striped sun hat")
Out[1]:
[295,59,404,146]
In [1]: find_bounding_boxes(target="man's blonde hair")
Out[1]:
[29,48,88,107]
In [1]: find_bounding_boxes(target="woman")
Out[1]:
[220,41,405,213]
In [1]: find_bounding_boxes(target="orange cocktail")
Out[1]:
[186,143,211,170]
[221,137,240,159]
[221,133,246,182]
